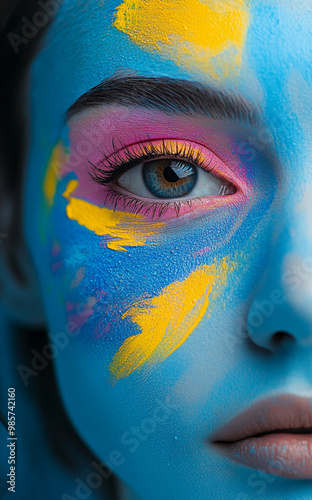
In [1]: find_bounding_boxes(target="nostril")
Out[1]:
[271,330,294,348]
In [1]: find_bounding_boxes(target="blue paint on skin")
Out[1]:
[20,0,312,498]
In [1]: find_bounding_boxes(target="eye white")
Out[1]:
[116,161,234,200]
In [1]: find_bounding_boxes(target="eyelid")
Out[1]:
[88,138,243,193]
[82,137,249,220]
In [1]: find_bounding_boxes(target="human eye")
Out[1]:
[88,138,238,219]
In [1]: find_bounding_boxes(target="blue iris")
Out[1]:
[142,159,198,198]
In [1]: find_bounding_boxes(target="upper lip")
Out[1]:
[211,394,312,443]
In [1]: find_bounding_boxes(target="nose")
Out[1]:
[247,194,312,352]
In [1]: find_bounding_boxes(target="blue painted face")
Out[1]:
[24,0,312,497]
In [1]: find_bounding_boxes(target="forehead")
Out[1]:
[32,0,312,120]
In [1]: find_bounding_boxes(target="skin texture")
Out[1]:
[113,0,250,77]
[20,0,312,498]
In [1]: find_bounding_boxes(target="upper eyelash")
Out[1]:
[87,138,214,186]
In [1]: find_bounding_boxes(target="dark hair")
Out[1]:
[0,1,48,280]
[0,3,118,498]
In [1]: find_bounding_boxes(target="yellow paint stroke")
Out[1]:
[63,180,165,251]
[113,0,250,78]
[109,258,230,381]
[43,142,68,207]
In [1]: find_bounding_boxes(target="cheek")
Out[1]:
[33,133,278,387]
[29,130,277,391]
[41,182,268,383]
[45,207,233,382]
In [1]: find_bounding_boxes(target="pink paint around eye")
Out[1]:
[66,107,255,220]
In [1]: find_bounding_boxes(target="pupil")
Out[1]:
[163,166,179,183]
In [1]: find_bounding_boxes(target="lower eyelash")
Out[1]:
[104,188,198,218]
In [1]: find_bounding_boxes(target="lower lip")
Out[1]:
[214,433,312,479]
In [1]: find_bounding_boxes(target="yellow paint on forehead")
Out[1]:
[113,0,250,78]
[109,258,230,381]
[63,180,164,251]
[43,143,68,207]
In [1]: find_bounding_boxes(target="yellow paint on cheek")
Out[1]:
[109,258,230,381]
[43,143,67,207]
[113,0,250,78]
[63,180,165,251]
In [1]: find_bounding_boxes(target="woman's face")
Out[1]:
[24,0,312,498]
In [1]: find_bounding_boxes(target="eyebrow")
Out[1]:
[66,75,260,126]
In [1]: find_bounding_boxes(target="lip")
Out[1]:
[211,394,312,479]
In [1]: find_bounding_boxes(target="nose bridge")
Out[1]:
[286,179,312,275]
[280,184,312,317]
[247,182,312,350]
